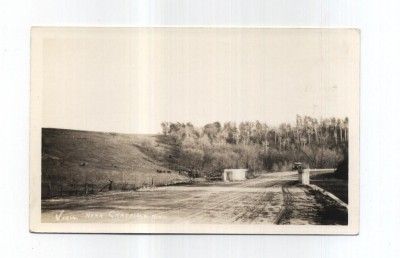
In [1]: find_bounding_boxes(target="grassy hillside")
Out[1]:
[42,128,189,198]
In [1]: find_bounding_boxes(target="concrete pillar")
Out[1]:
[298,168,310,185]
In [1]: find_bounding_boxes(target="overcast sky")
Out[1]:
[40,28,359,134]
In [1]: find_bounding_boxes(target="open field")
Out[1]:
[42,172,347,225]
[42,128,189,198]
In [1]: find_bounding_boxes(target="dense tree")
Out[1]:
[159,116,349,176]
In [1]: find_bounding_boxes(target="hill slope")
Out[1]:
[42,128,188,198]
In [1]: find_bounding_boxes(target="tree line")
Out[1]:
[157,115,348,176]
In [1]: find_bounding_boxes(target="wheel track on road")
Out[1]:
[180,190,249,222]
[157,176,280,223]
[149,189,245,223]
[154,176,292,223]
[233,190,275,223]
[274,181,296,224]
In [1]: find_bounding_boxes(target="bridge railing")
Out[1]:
[299,168,335,185]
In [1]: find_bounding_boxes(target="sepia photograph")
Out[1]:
[30,27,359,234]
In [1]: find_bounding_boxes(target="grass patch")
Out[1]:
[42,128,189,198]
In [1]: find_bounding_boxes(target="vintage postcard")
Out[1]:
[30,27,359,234]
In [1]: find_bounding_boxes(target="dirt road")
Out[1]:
[41,172,347,225]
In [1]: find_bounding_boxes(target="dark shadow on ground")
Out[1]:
[310,173,348,203]
[311,189,348,225]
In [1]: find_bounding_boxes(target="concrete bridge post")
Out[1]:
[298,167,310,185]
